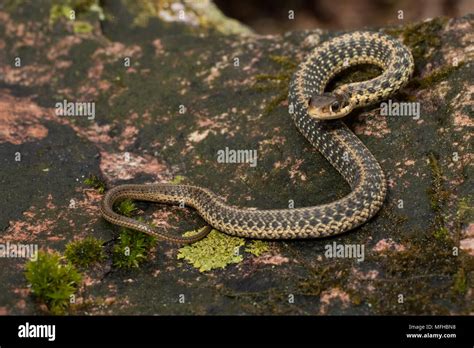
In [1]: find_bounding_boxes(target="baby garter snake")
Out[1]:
[100,31,414,244]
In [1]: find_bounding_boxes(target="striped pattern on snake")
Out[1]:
[100,31,414,243]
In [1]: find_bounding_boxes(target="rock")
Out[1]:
[0,1,472,315]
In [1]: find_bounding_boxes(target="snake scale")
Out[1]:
[100,31,414,244]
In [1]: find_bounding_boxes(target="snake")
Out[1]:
[100,31,414,244]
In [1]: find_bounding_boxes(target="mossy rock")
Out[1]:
[0,1,472,315]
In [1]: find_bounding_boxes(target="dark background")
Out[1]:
[215,0,474,33]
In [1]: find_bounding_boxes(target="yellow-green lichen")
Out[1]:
[49,0,104,27]
[49,2,74,25]
[245,240,270,256]
[178,229,245,272]
[73,20,93,34]
[170,175,185,184]
[433,226,449,241]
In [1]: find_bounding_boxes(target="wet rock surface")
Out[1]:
[0,1,472,315]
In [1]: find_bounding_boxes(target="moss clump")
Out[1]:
[25,251,82,315]
[112,227,157,269]
[73,20,93,34]
[49,0,105,26]
[452,268,467,295]
[245,240,270,256]
[83,174,106,193]
[121,0,160,28]
[114,198,137,217]
[457,197,473,222]
[49,2,74,25]
[178,229,245,272]
[65,237,106,268]
[433,227,449,241]
[254,55,298,116]
[386,17,448,73]
[408,63,465,89]
[170,175,186,184]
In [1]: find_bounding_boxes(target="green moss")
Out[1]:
[385,17,448,73]
[49,0,104,27]
[433,227,449,241]
[25,251,82,315]
[112,227,157,269]
[170,175,185,184]
[178,229,245,272]
[49,3,74,25]
[121,0,164,27]
[114,198,137,217]
[83,174,106,193]
[457,197,473,222]
[408,63,465,89]
[452,268,467,295]
[245,240,270,256]
[73,20,93,34]
[254,55,298,116]
[65,236,106,268]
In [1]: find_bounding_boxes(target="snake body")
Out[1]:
[100,31,414,243]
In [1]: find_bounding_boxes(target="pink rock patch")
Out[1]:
[152,39,165,56]
[47,36,82,61]
[0,91,51,144]
[254,254,289,266]
[100,151,171,181]
[4,216,57,243]
[373,238,406,253]
[319,287,350,314]
[460,223,474,256]
[354,114,391,138]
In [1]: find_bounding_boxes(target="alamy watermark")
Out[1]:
[0,242,38,261]
[325,242,365,262]
[18,322,55,341]
[380,99,420,120]
[217,147,257,167]
[55,99,95,120]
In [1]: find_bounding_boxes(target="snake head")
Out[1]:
[307,92,351,120]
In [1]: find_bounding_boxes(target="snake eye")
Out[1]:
[330,101,340,112]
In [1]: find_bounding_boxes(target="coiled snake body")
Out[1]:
[100,31,414,244]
